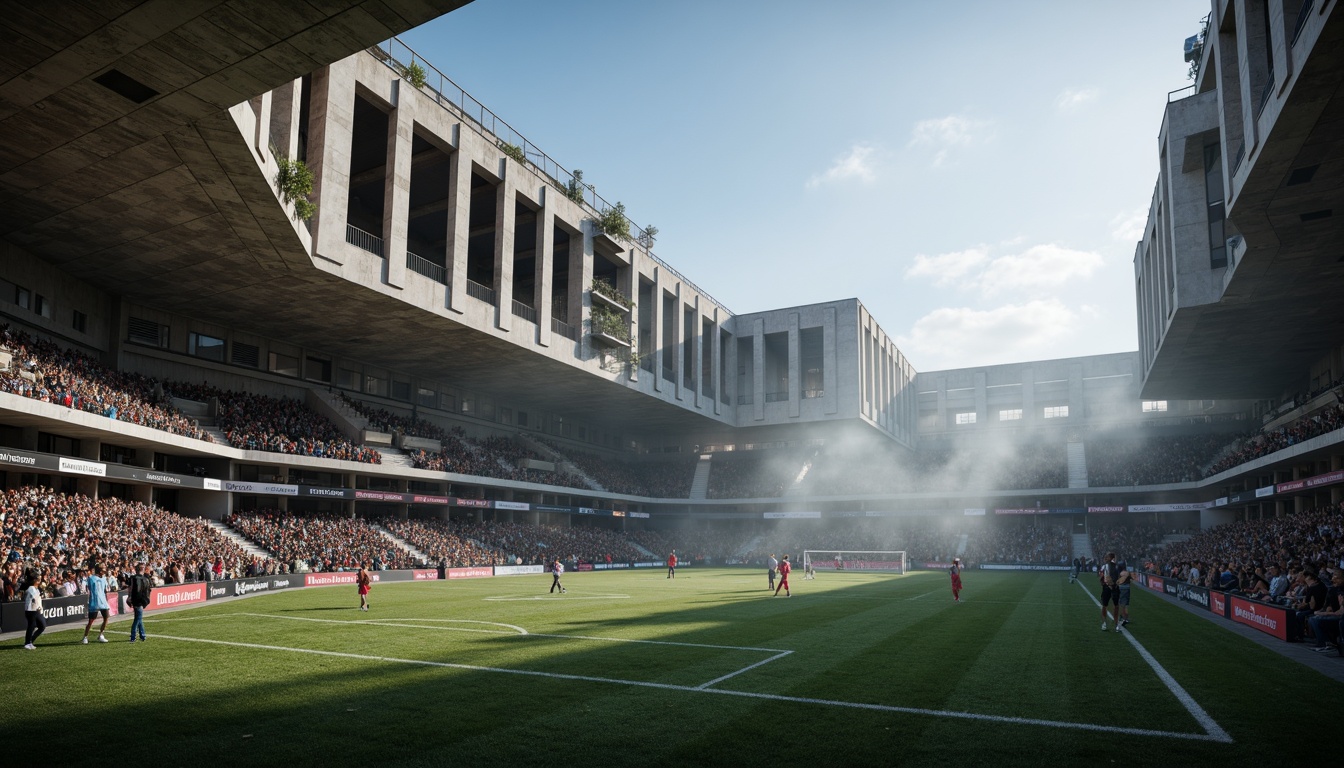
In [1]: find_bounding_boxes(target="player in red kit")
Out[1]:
[950,558,963,603]
[774,554,792,597]
[667,551,678,579]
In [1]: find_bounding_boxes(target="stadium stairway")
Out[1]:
[377,450,418,471]
[688,455,712,500]
[1071,533,1094,562]
[1066,441,1087,488]
[206,520,273,560]
[371,524,430,565]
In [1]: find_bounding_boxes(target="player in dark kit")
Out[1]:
[774,554,792,597]
[950,558,964,603]
[1099,552,1122,632]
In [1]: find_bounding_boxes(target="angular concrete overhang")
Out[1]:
[1141,9,1344,400]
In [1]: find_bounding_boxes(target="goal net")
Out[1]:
[802,550,907,574]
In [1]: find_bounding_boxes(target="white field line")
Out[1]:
[1075,581,1233,743]
[113,629,1230,742]
[695,651,793,689]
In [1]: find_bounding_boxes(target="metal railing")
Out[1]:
[406,251,445,284]
[551,317,578,341]
[512,300,537,324]
[346,225,384,256]
[1167,85,1197,103]
[466,279,496,304]
[369,37,732,315]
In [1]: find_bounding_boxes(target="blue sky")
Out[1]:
[399,0,1208,371]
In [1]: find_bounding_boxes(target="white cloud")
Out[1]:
[806,143,880,188]
[1109,206,1148,242]
[897,299,1081,369]
[974,244,1104,296]
[904,247,990,287]
[1055,86,1100,112]
[908,115,992,166]
[904,243,1103,297]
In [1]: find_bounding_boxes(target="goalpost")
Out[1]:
[802,550,907,574]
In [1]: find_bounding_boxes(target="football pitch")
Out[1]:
[4,569,1337,766]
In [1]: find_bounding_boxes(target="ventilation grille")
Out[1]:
[232,342,260,368]
[127,317,167,348]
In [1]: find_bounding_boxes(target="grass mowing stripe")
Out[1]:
[1073,580,1233,743]
[116,628,1223,742]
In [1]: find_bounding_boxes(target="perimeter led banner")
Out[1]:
[1087,506,1126,514]
[1228,596,1290,640]
[446,567,493,579]
[1127,502,1214,513]
[1210,590,1228,617]
[493,565,545,576]
[147,583,208,611]
[1144,575,1165,593]
[0,591,125,632]
[1176,582,1211,611]
[1277,469,1344,493]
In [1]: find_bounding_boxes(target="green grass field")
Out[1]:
[4,568,1338,766]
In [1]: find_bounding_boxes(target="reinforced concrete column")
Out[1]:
[535,192,554,347]
[578,221,595,360]
[652,269,666,393]
[445,150,471,314]
[383,81,413,290]
[271,78,302,162]
[690,296,703,409]
[254,90,272,160]
[823,306,838,415]
[788,312,801,418]
[711,309,722,416]
[753,317,765,422]
[671,284,684,401]
[494,164,516,332]
[76,438,102,499]
[308,59,358,266]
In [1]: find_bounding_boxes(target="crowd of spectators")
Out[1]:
[379,517,505,567]
[168,382,380,464]
[225,510,411,571]
[408,432,585,488]
[1204,404,1344,477]
[338,394,452,441]
[1086,434,1231,486]
[708,449,813,499]
[449,520,650,565]
[735,520,966,566]
[960,522,1070,565]
[539,440,695,498]
[1090,524,1161,565]
[0,326,211,441]
[1,487,264,601]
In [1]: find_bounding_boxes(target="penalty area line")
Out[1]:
[132,631,1225,741]
[1076,580,1233,743]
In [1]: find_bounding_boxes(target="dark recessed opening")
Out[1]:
[1286,164,1319,186]
[1299,209,1333,222]
[93,69,158,104]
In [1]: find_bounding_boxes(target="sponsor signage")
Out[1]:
[493,565,545,576]
[411,495,450,505]
[1048,507,1084,515]
[224,480,299,496]
[355,490,409,502]
[447,567,493,579]
[576,507,597,515]
[630,562,654,568]
[994,508,1044,515]
[454,498,491,508]
[59,456,107,477]
[1127,502,1214,513]
[576,563,594,571]
[1226,490,1259,505]
[494,501,529,511]
[204,478,222,491]
[304,486,354,499]
[412,569,440,580]
[1255,485,1275,498]
[1278,469,1344,493]
[304,572,381,587]
[963,508,986,516]
[763,511,822,519]
[977,564,1069,571]
[1,591,126,632]
[1145,575,1165,593]
[1178,582,1211,610]
[628,511,650,519]
[922,562,956,569]
[1229,596,1290,640]
[1164,581,1178,596]
[148,583,208,611]
[0,448,52,470]
[1087,506,1126,514]
[611,510,626,517]
[1216,497,1228,507]
[1210,590,1228,617]
[534,504,572,513]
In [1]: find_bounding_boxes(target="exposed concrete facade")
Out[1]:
[1137,1,1344,400]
